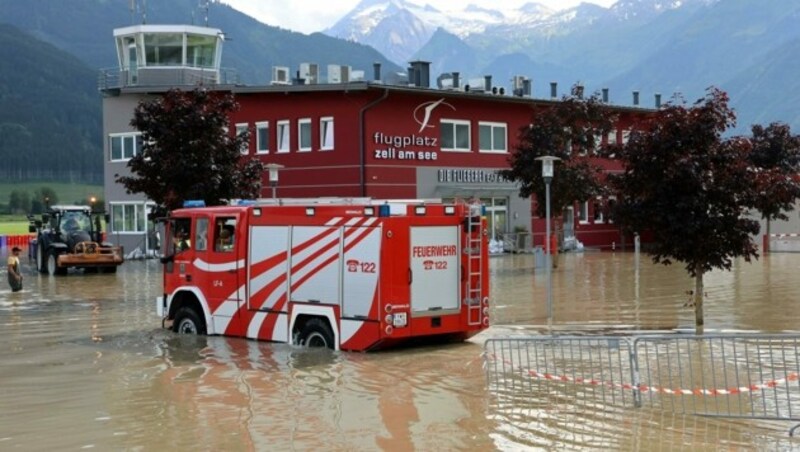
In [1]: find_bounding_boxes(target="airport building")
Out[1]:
[101,24,654,255]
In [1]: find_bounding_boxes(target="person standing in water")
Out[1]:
[7,246,23,292]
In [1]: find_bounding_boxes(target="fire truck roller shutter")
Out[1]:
[247,226,290,312]
[410,226,460,313]
[342,225,381,319]
[290,226,342,305]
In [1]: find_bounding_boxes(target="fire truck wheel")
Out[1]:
[298,319,334,349]
[173,307,206,335]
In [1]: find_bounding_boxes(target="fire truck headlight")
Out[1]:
[385,314,393,324]
[482,296,489,306]
[385,304,393,313]
[482,306,489,316]
[385,325,394,335]
[483,317,490,326]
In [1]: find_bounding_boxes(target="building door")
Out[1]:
[481,197,508,242]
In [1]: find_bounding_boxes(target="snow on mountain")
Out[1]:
[323,0,716,66]
[326,0,556,64]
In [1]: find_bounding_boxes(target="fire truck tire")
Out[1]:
[297,318,334,349]
[173,307,207,335]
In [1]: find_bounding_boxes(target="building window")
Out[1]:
[110,202,149,233]
[143,33,183,66]
[440,119,471,152]
[579,201,589,224]
[607,197,617,223]
[109,133,143,161]
[236,123,249,155]
[186,34,216,68]
[256,121,269,154]
[277,120,290,153]
[320,117,334,151]
[593,198,604,223]
[298,118,312,152]
[622,130,631,145]
[478,122,507,153]
[607,129,618,146]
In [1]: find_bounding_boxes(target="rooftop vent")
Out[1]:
[512,75,531,97]
[328,64,351,83]
[408,60,431,88]
[373,62,381,82]
[271,66,290,85]
[436,72,461,90]
[299,63,319,85]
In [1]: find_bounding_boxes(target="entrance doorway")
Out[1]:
[481,197,508,242]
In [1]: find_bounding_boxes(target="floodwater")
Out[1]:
[1,250,799,450]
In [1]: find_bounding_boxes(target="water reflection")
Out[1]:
[1,250,799,449]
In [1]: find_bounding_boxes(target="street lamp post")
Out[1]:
[265,163,284,199]
[536,156,560,326]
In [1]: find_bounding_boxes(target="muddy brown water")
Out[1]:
[1,251,798,450]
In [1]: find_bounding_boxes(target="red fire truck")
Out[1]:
[156,198,489,351]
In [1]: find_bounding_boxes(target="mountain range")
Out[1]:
[325,0,800,132]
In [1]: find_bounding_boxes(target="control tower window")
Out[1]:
[187,35,216,68]
[144,33,183,66]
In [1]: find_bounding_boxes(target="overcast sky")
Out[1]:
[222,0,617,34]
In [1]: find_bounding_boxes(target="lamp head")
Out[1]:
[535,156,560,179]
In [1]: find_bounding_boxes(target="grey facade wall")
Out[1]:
[416,166,530,233]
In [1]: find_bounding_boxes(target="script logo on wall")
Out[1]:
[413,98,455,133]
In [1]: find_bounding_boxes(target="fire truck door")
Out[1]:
[410,226,460,313]
[204,216,242,331]
[342,225,381,319]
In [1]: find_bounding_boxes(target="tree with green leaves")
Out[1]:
[116,88,264,214]
[746,122,800,246]
[500,85,616,252]
[34,186,58,211]
[608,88,759,328]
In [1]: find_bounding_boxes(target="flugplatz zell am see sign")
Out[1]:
[372,98,456,161]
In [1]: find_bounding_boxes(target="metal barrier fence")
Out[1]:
[484,334,800,435]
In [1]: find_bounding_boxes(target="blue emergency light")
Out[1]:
[183,200,206,208]
[237,200,256,206]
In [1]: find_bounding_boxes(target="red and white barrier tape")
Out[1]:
[486,353,800,397]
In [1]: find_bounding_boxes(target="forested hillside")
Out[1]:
[0,0,401,186]
[0,24,102,183]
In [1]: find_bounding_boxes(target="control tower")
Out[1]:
[100,24,230,90]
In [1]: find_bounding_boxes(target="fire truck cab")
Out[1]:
[156,198,489,351]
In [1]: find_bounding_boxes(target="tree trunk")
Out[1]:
[766,218,771,254]
[694,271,704,329]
